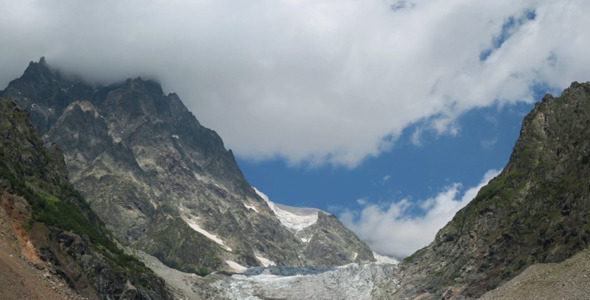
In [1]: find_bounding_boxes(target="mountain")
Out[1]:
[7,58,589,300]
[1,58,374,276]
[396,81,590,298]
[0,98,172,299]
[185,81,590,300]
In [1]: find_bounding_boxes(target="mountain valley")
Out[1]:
[1,58,590,299]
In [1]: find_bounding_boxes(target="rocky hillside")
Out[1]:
[396,82,590,298]
[479,248,590,300]
[1,58,374,275]
[0,98,172,299]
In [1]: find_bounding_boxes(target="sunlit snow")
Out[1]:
[300,235,312,243]
[244,203,259,212]
[253,187,320,231]
[226,260,247,273]
[255,255,276,267]
[179,209,232,251]
[373,252,399,265]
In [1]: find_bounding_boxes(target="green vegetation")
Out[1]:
[403,253,416,264]
[198,267,211,276]
[4,166,145,271]
[403,246,427,264]
[0,104,146,273]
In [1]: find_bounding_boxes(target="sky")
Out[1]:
[1,0,590,259]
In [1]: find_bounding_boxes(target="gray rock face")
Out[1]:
[300,212,376,266]
[396,82,590,299]
[0,98,173,300]
[2,59,375,274]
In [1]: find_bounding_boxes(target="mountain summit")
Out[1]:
[1,58,374,275]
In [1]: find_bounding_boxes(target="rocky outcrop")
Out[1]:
[396,82,590,298]
[1,57,94,135]
[1,58,375,275]
[0,98,173,299]
[300,212,376,266]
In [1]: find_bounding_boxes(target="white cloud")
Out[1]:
[410,127,424,147]
[481,137,499,149]
[340,169,500,259]
[1,1,589,167]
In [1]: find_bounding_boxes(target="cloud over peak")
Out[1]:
[1,1,589,167]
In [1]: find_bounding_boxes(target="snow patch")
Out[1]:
[171,134,179,139]
[352,252,358,260]
[253,187,320,231]
[255,255,276,267]
[226,260,247,273]
[132,250,201,299]
[373,252,399,265]
[301,234,313,243]
[244,203,258,212]
[180,211,232,251]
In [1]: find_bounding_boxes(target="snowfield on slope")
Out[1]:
[253,187,321,231]
[178,206,233,251]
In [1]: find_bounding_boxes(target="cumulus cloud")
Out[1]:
[340,169,500,259]
[1,1,589,167]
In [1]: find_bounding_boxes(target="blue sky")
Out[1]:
[1,0,589,258]
[239,101,535,213]
[237,100,540,257]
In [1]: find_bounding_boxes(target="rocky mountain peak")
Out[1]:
[124,76,165,95]
[2,58,375,276]
[1,58,95,135]
[22,56,52,82]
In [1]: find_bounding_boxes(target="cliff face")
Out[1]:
[1,59,374,275]
[397,82,590,298]
[0,98,172,299]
